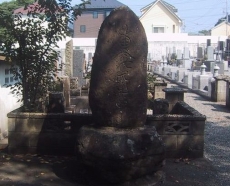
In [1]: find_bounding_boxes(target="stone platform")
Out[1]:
[7,101,205,158]
[76,125,165,183]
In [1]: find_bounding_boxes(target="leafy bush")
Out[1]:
[0,0,90,112]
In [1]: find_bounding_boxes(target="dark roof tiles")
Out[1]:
[141,0,177,13]
[85,0,125,9]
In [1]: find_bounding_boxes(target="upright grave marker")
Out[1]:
[89,7,148,128]
[77,6,165,184]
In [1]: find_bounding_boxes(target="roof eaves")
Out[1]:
[159,1,182,22]
[139,1,158,20]
[211,21,230,30]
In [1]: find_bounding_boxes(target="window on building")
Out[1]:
[152,27,165,33]
[10,77,14,82]
[173,25,175,33]
[80,25,86,33]
[5,77,9,84]
[5,69,9,75]
[93,11,98,18]
[4,68,18,85]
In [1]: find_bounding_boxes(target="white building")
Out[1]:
[211,21,230,37]
[139,0,182,34]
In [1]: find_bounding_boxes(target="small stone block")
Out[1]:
[177,135,204,151]
[161,135,177,150]
[8,132,30,147]
[8,118,15,132]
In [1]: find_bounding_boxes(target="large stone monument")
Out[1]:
[76,6,165,184]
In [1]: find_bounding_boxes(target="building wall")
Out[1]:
[69,34,227,61]
[211,23,230,36]
[140,2,181,34]
[74,12,105,38]
[0,87,21,139]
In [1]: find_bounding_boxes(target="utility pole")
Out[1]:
[226,0,228,36]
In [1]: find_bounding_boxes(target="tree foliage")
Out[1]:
[0,0,34,42]
[198,30,211,36]
[0,0,90,112]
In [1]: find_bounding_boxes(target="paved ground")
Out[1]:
[0,89,229,185]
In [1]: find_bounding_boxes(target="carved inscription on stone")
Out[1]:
[89,7,148,128]
[65,40,73,77]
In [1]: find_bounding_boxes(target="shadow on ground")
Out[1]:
[203,103,230,113]
[0,146,222,186]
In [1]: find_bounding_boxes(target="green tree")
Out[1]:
[0,0,90,112]
[198,30,211,36]
[0,0,34,41]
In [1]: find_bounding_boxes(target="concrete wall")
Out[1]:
[0,87,21,139]
[68,34,227,61]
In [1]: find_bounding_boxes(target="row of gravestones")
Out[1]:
[48,76,91,114]
[153,60,230,102]
[165,39,230,63]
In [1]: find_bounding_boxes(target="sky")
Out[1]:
[118,0,229,33]
[0,0,228,33]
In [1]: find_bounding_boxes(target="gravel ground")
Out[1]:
[184,91,230,186]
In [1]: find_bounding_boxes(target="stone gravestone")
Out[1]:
[183,47,189,59]
[173,46,176,53]
[177,49,182,60]
[207,46,214,61]
[65,39,73,77]
[76,6,165,184]
[183,47,191,69]
[73,49,85,88]
[197,47,203,59]
[177,49,182,66]
[89,10,148,128]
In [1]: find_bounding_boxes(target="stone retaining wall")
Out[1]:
[8,101,205,158]
[147,101,206,158]
[7,111,93,155]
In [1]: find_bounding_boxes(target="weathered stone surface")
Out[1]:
[153,98,169,114]
[73,50,85,87]
[89,6,148,128]
[60,76,70,108]
[65,39,73,77]
[76,125,165,183]
[70,89,80,96]
[70,77,78,89]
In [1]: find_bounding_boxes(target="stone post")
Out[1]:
[213,64,220,77]
[200,63,206,75]
[213,76,227,102]
[60,76,70,108]
[163,87,187,113]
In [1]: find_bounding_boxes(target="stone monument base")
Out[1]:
[76,125,165,184]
